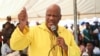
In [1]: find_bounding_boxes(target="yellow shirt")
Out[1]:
[10,23,80,56]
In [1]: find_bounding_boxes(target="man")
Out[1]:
[2,16,15,42]
[83,22,93,45]
[10,4,80,56]
[2,16,15,28]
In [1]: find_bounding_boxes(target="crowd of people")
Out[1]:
[0,16,27,56]
[0,4,100,56]
[65,20,100,56]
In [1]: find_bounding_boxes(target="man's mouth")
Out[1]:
[48,22,54,26]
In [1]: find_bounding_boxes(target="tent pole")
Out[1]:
[73,0,78,44]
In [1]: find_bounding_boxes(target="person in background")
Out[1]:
[79,43,86,56]
[76,25,83,45]
[1,39,12,56]
[0,32,2,55]
[98,27,100,47]
[36,21,40,25]
[82,41,100,56]
[83,22,93,45]
[3,16,15,29]
[91,21,100,47]
[10,4,80,56]
[64,24,68,29]
[82,41,94,56]
[2,16,15,41]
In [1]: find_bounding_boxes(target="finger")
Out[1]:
[56,41,62,47]
[18,8,28,21]
[57,38,63,46]
[57,37,64,42]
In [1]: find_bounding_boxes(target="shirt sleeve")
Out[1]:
[10,26,32,50]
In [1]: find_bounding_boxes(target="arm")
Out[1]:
[10,8,31,50]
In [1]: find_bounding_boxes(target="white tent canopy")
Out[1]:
[0,0,100,21]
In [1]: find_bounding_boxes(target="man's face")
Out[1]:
[46,7,61,29]
[86,43,94,51]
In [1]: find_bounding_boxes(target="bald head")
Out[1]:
[46,4,61,15]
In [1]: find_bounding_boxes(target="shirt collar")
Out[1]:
[38,22,62,34]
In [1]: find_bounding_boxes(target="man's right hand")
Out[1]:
[18,8,28,32]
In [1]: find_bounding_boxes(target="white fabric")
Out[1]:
[0,0,100,19]
[6,51,20,56]
[93,47,100,54]
[1,43,12,56]
[82,52,89,56]
[0,0,28,18]
[93,28,99,33]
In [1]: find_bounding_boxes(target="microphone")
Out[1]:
[50,25,58,37]
[48,25,58,56]
[50,25,63,56]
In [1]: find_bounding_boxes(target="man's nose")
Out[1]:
[49,16,54,20]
